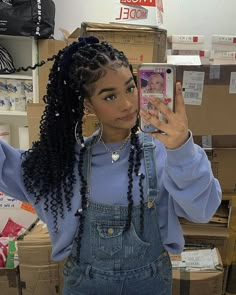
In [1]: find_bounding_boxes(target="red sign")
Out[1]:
[120,0,156,7]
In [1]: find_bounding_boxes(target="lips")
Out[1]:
[119,111,137,121]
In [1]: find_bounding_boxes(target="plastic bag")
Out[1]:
[0,44,15,73]
[0,0,55,38]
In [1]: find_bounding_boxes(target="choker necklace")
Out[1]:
[101,134,131,163]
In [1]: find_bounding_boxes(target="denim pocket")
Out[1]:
[64,265,84,288]
[91,220,150,260]
[96,221,125,256]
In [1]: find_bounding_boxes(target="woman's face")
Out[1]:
[148,74,163,91]
[84,66,138,134]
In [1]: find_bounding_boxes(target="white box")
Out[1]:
[212,35,236,51]
[169,35,205,50]
[211,51,236,65]
[170,50,210,65]
[112,0,163,27]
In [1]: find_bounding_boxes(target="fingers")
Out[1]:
[140,109,171,134]
[174,82,186,114]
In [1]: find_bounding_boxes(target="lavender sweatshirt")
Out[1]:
[0,134,221,261]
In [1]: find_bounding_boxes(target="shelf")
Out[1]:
[222,194,236,200]
[0,74,32,80]
[0,35,34,41]
[0,111,27,116]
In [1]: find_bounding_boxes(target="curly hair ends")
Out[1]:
[21,40,132,231]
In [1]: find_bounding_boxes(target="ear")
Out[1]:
[84,99,94,114]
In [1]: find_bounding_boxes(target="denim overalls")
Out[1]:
[63,134,172,295]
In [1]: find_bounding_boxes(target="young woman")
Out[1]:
[0,37,221,295]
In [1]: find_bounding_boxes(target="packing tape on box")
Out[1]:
[180,270,190,294]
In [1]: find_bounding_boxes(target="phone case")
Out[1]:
[137,63,176,133]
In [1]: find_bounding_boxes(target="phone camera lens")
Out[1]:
[166,69,172,74]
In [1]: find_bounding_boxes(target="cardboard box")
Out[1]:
[171,248,223,295]
[172,269,223,295]
[27,103,45,146]
[72,22,167,72]
[20,264,59,295]
[212,35,236,51]
[0,266,21,295]
[211,51,236,65]
[170,49,210,65]
[17,243,52,266]
[27,103,99,144]
[168,35,205,50]
[226,262,236,294]
[176,64,236,135]
[193,135,236,148]
[205,148,236,193]
[182,225,236,265]
[37,39,67,103]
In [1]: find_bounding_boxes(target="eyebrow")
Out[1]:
[97,77,134,95]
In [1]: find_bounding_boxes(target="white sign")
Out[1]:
[0,192,22,209]
[112,0,163,27]
[182,71,205,105]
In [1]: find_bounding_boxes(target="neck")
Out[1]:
[101,129,131,143]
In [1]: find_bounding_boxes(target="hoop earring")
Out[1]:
[74,121,103,149]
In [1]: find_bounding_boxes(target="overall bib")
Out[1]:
[63,134,172,295]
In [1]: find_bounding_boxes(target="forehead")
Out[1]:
[150,74,163,82]
[93,66,132,91]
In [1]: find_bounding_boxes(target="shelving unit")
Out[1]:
[0,35,39,148]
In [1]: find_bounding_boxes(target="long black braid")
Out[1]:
[5,37,146,262]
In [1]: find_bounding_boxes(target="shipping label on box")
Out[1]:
[112,0,163,27]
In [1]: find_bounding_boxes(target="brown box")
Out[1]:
[172,248,223,295]
[182,225,236,265]
[27,104,99,144]
[20,264,59,295]
[0,266,21,295]
[205,148,236,193]
[176,64,236,135]
[17,243,52,266]
[37,39,67,103]
[172,269,223,295]
[226,262,236,294]
[193,135,236,149]
[69,22,167,72]
[27,103,45,145]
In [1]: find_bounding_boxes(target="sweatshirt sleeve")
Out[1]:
[0,140,29,202]
[163,133,222,223]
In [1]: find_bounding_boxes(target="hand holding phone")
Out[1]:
[138,63,176,133]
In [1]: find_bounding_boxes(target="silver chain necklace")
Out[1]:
[100,134,131,163]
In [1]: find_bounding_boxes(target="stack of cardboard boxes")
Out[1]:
[17,221,61,295]
[175,64,236,294]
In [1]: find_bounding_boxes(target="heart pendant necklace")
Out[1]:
[101,134,131,163]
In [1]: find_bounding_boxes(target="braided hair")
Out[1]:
[17,37,145,262]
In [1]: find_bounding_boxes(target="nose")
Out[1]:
[119,95,133,112]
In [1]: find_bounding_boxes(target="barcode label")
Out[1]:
[184,92,200,99]
[183,71,205,105]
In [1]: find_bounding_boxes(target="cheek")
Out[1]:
[92,104,115,119]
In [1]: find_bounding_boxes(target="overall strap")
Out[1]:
[82,136,95,195]
[140,133,159,205]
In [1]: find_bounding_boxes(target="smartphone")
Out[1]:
[137,63,176,133]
